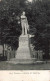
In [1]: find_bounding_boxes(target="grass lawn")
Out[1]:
[0,61,50,70]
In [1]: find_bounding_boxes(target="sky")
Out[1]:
[28,0,32,2]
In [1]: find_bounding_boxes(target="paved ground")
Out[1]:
[0,61,50,70]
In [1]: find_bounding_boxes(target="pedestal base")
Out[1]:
[16,35,31,59]
[8,35,36,64]
[7,58,36,64]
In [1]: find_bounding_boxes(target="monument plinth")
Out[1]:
[8,11,36,64]
[16,35,30,59]
[10,34,36,64]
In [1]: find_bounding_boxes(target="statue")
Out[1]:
[21,11,29,35]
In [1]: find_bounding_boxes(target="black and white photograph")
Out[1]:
[0,0,50,70]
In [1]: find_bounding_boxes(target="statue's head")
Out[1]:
[22,11,25,16]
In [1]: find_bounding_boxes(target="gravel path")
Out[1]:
[0,61,50,70]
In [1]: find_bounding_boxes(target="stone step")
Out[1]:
[7,58,37,64]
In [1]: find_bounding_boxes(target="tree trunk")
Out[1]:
[3,44,4,57]
[45,39,49,59]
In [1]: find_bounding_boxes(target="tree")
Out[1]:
[25,0,50,59]
[0,0,24,50]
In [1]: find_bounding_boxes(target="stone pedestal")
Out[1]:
[9,35,36,64]
[16,35,31,59]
